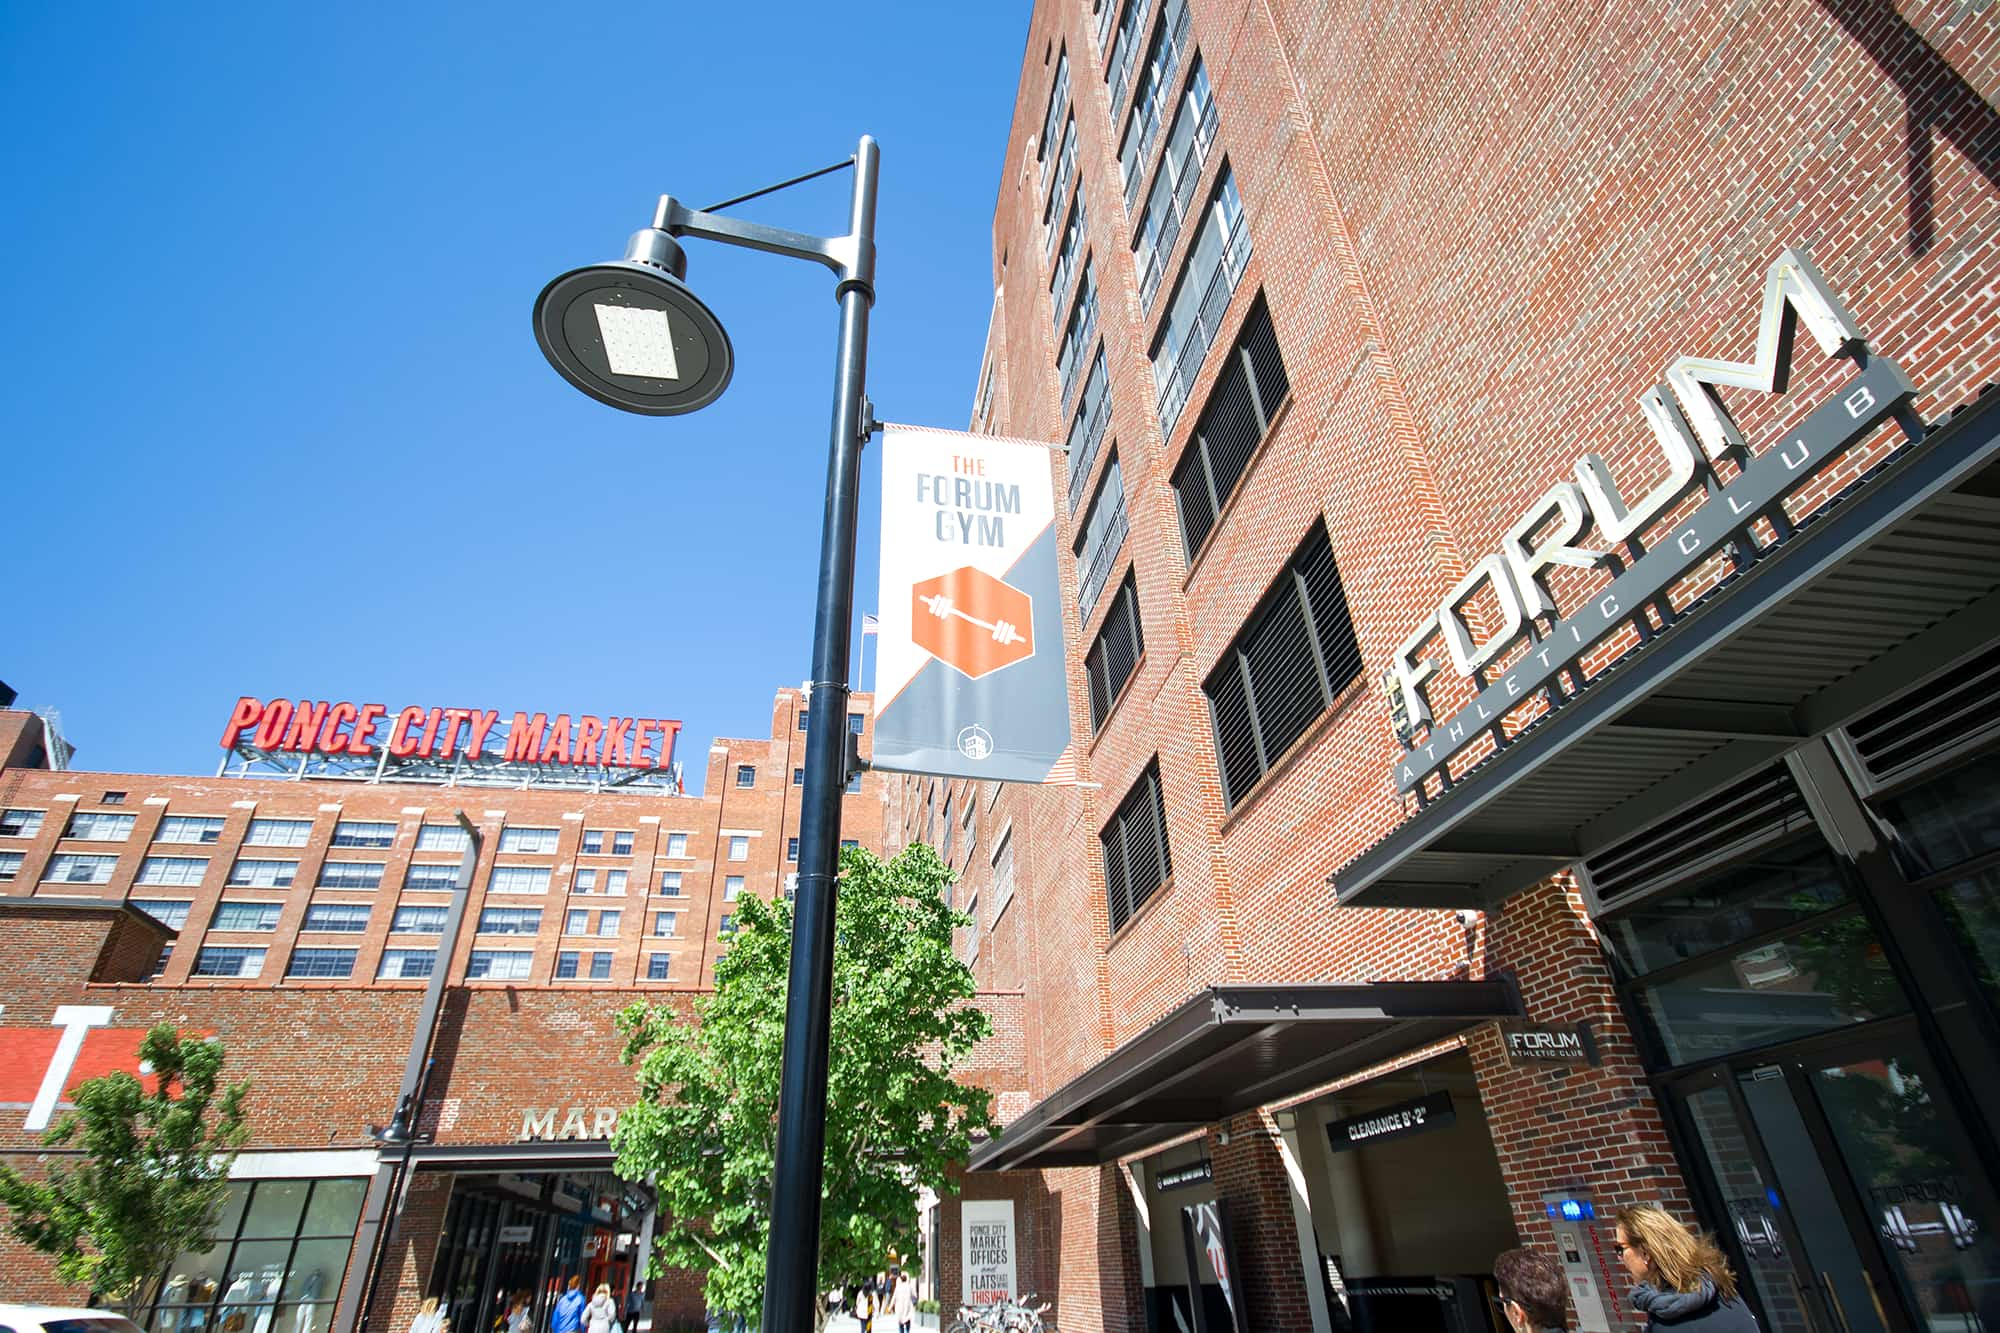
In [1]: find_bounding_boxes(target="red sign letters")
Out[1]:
[221,698,682,770]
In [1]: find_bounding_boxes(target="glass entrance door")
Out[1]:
[1670,1021,2000,1331]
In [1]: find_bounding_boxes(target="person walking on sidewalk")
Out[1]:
[583,1284,617,1333]
[549,1278,586,1333]
[1492,1248,1568,1331]
[887,1265,915,1333]
[1614,1205,1759,1330]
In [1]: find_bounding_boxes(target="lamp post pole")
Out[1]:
[536,134,881,1333]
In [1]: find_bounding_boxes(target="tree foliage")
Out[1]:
[0,1024,251,1313]
[614,843,996,1328]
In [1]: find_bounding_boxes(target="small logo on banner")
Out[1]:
[957,725,995,761]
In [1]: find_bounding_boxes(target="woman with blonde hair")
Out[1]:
[1612,1204,1759,1330]
[582,1284,617,1333]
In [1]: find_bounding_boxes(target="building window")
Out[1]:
[575,868,599,894]
[212,901,282,932]
[331,821,396,849]
[1055,265,1099,407]
[594,909,619,936]
[151,1176,365,1333]
[497,826,560,854]
[841,838,860,850]
[477,907,542,935]
[1104,0,1146,114]
[378,949,436,980]
[964,803,977,862]
[613,830,633,855]
[848,712,866,735]
[589,952,613,981]
[793,767,805,786]
[846,771,863,794]
[317,861,384,890]
[1117,0,1192,210]
[1204,522,1362,807]
[647,953,673,981]
[788,837,799,862]
[785,872,799,900]
[666,833,690,858]
[145,945,172,982]
[604,869,628,895]
[1050,194,1088,329]
[101,791,127,805]
[468,949,533,980]
[653,911,679,937]
[390,905,448,934]
[719,914,736,936]
[245,818,313,848]
[1172,298,1290,556]
[581,829,634,856]
[226,859,298,889]
[302,903,372,933]
[728,835,750,861]
[134,899,192,929]
[135,856,209,887]
[404,863,458,891]
[659,871,684,896]
[191,946,265,979]
[942,793,955,863]
[725,876,745,901]
[1151,169,1251,433]
[0,808,44,838]
[65,812,136,842]
[1064,350,1113,515]
[46,852,118,884]
[1135,59,1218,310]
[555,950,580,979]
[415,823,471,852]
[286,948,356,980]
[797,709,811,731]
[487,865,552,895]
[1075,455,1129,622]
[1085,574,1145,729]
[1102,761,1172,931]
[1041,116,1079,256]
[154,815,224,845]
[1037,45,1071,185]
[566,909,589,935]
[736,764,757,788]
[992,828,1016,914]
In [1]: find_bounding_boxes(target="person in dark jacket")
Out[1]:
[1613,1205,1760,1330]
[1493,1247,1568,1331]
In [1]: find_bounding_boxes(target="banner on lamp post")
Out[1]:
[873,424,1076,784]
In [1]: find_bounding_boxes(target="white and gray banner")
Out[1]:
[873,424,1073,783]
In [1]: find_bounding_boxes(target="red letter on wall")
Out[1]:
[651,720,683,770]
[465,710,501,759]
[252,700,294,750]
[574,716,604,766]
[389,707,426,757]
[282,701,330,752]
[603,717,634,767]
[538,714,574,766]
[321,702,359,754]
[221,697,265,749]
[503,713,547,763]
[349,704,389,756]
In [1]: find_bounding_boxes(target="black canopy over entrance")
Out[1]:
[967,981,1523,1172]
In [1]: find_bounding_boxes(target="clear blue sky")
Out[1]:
[1,3,1027,790]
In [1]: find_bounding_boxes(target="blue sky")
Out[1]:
[1,3,1027,789]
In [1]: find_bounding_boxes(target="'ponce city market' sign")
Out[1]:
[1385,248,1917,795]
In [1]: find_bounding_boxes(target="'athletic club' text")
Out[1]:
[221,697,682,770]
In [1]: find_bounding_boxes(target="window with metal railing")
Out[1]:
[1041,118,1078,257]
[1171,297,1289,556]
[1064,350,1113,513]
[1135,61,1218,310]
[1037,47,1070,189]
[1074,456,1129,623]
[1117,0,1192,212]
[1104,0,1149,121]
[1084,573,1144,729]
[1050,194,1088,328]
[1151,169,1250,433]
[1102,760,1171,932]
[1093,0,1117,51]
[973,359,996,431]
[1055,262,1099,407]
[1203,522,1363,808]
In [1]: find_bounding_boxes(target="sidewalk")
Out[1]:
[820,1314,941,1332]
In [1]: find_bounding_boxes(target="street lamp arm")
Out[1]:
[653,193,874,292]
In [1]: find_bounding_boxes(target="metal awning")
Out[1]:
[966,981,1523,1172]
[1333,390,2000,910]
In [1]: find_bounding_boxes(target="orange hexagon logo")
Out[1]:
[911,566,1036,679]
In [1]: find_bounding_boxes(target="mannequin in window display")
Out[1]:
[251,1267,284,1333]
[291,1269,324,1333]
[158,1275,192,1333]
[186,1276,220,1332]
[219,1275,257,1333]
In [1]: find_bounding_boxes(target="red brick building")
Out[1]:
[917,2,2000,1331]
[0,689,1010,1333]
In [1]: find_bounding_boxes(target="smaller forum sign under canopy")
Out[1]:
[218,696,683,791]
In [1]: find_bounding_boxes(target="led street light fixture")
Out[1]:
[533,228,733,416]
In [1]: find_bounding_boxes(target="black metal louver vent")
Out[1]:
[1845,639,2000,787]
[1583,764,1811,908]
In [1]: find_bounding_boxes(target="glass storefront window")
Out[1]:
[1603,840,1852,978]
[1635,911,1906,1065]
[148,1178,363,1333]
[1934,867,2000,1010]
[1878,751,2000,877]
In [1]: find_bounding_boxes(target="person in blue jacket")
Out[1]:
[549,1277,587,1333]
[1613,1205,1759,1330]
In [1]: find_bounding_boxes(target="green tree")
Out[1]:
[614,843,996,1330]
[0,1024,251,1316]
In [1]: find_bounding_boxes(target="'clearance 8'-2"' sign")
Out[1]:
[220,697,682,770]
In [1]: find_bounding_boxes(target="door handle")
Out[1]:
[1783,1273,1822,1333]
[1859,1268,1889,1327]
[1821,1272,1854,1333]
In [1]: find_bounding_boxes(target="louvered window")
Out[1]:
[1845,639,2000,790]
[1204,523,1362,807]
[1102,761,1172,931]
[1085,574,1144,729]
[1172,298,1288,557]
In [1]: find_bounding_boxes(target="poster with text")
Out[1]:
[960,1199,1017,1306]
[874,424,1073,783]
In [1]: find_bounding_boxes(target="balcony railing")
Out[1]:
[1137,97,1219,310]
[1076,469,1129,622]
[1154,211,1252,433]
[1122,0,1193,213]
[1065,353,1112,513]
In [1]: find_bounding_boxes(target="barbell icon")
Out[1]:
[919,592,1026,646]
